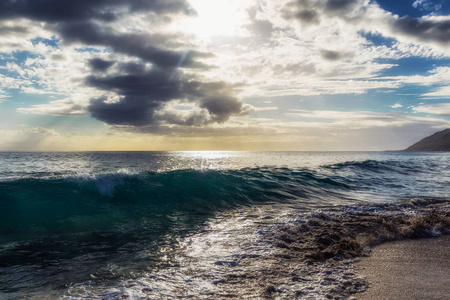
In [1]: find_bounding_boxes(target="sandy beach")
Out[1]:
[357,235,450,300]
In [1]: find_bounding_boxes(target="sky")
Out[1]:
[0,0,449,151]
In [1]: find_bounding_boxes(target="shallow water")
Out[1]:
[0,151,448,299]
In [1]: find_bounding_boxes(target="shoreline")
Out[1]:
[4,199,448,299]
[254,199,450,299]
[356,235,450,300]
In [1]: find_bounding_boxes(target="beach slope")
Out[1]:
[357,235,450,300]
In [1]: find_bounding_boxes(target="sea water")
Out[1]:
[0,151,448,299]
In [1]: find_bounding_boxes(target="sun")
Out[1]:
[181,0,250,39]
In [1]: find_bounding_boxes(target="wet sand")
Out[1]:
[357,235,450,300]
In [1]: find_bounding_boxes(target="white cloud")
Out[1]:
[193,0,450,101]
[253,106,278,111]
[0,19,54,53]
[380,67,450,99]
[0,127,59,137]
[413,103,450,116]
[390,103,403,108]
[421,86,450,99]
[18,98,88,116]
[0,89,8,102]
[284,109,450,129]
[412,0,442,11]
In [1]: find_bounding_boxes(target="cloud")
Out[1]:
[383,67,450,86]
[281,0,450,51]
[320,50,352,61]
[421,86,450,98]
[2,0,450,145]
[116,108,450,150]
[18,98,87,116]
[413,103,450,116]
[413,0,442,11]
[86,67,252,126]
[283,109,450,134]
[0,25,30,36]
[389,16,450,46]
[381,67,450,99]
[0,127,63,151]
[0,0,194,23]
[0,0,206,70]
[53,21,211,69]
[20,127,59,136]
[253,106,279,111]
[390,103,403,108]
[282,0,367,24]
[324,0,362,13]
[88,58,115,72]
[1,0,252,129]
[0,89,8,102]
[246,79,401,98]
[246,7,275,39]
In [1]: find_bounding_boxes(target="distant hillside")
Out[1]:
[405,128,450,151]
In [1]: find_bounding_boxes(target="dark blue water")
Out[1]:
[0,151,448,299]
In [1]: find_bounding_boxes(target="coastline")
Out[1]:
[62,199,450,299]
[3,199,449,299]
[129,198,449,300]
[250,199,450,299]
[356,235,450,300]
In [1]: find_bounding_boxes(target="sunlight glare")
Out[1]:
[184,0,249,39]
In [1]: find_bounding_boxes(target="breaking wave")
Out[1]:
[0,167,354,240]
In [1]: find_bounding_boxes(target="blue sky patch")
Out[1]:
[376,57,450,77]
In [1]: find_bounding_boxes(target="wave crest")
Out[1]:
[0,167,351,240]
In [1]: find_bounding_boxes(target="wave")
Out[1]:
[322,159,425,175]
[0,167,357,299]
[0,167,352,241]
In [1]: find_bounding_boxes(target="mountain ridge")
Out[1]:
[405,128,450,151]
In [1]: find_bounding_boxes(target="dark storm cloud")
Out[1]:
[89,95,159,126]
[0,0,208,69]
[54,21,210,69]
[294,9,320,24]
[0,0,193,23]
[282,0,317,23]
[86,68,188,105]
[390,16,450,45]
[118,62,147,74]
[282,0,361,23]
[324,0,359,12]
[0,0,250,128]
[0,0,201,68]
[0,25,29,36]
[320,50,351,61]
[199,95,245,122]
[87,67,249,126]
[89,58,115,72]
[321,50,341,60]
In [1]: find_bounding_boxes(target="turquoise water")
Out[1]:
[0,151,448,299]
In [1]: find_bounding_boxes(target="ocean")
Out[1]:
[0,151,449,299]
